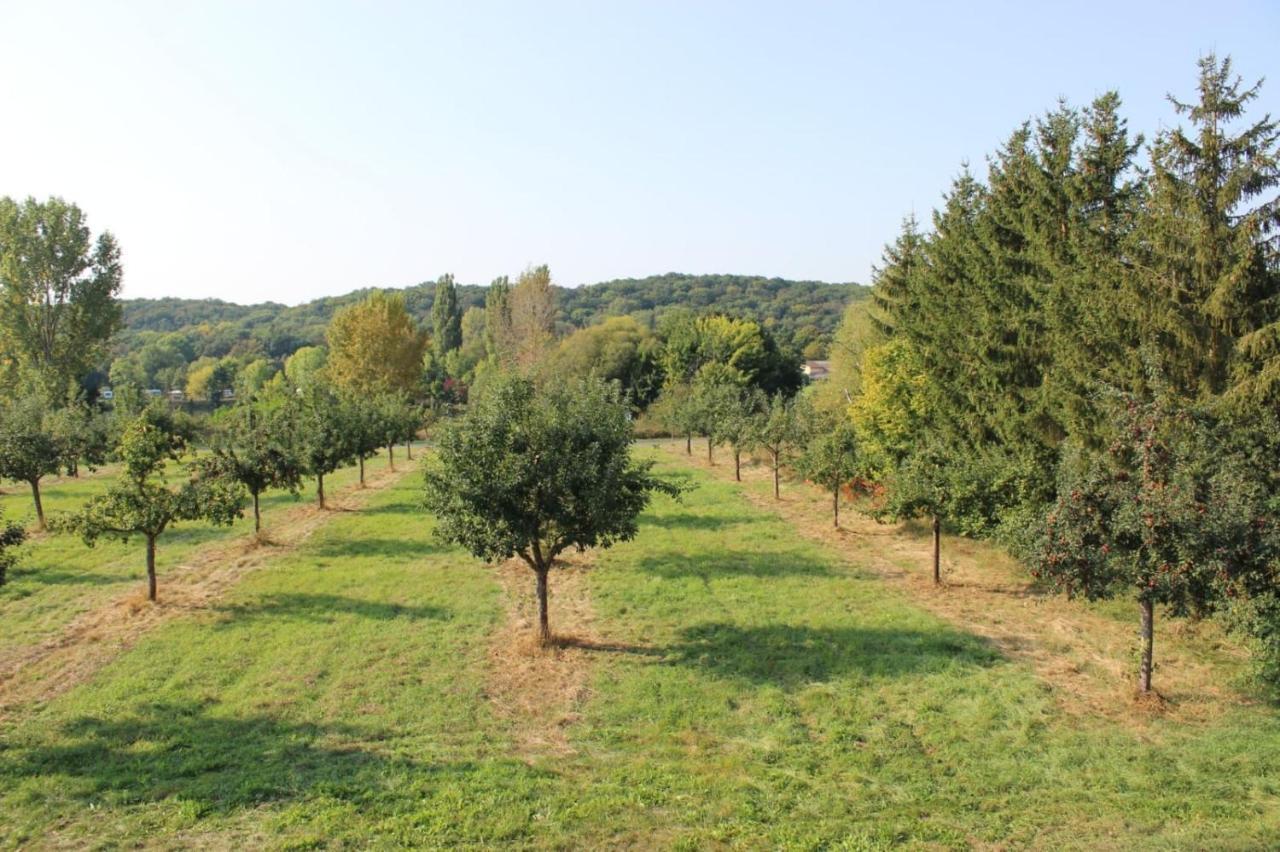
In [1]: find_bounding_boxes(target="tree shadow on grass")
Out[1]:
[212,593,450,626]
[355,499,423,518]
[636,549,835,580]
[310,537,442,560]
[639,512,747,533]
[3,701,527,818]
[665,622,1003,689]
[6,566,125,588]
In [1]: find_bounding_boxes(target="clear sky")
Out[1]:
[3,1,1277,304]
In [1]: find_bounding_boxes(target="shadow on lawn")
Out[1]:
[4,701,522,816]
[639,512,747,533]
[213,593,449,625]
[636,549,835,580]
[311,537,441,560]
[6,566,125,588]
[666,622,1002,688]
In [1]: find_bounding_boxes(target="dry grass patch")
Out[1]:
[485,550,646,760]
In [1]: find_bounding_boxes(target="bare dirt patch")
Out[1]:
[0,462,412,720]
[666,442,1253,727]
[484,551,609,760]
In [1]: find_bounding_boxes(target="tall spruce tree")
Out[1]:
[1139,54,1279,400]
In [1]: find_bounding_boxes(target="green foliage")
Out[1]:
[424,373,679,642]
[751,393,812,498]
[283,345,326,389]
[113,275,862,394]
[548,316,664,408]
[0,509,25,586]
[848,337,933,479]
[796,416,860,525]
[201,396,304,531]
[431,274,462,355]
[0,394,64,527]
[660,311,802,396]
[0,196,122,395]
[1023,393,1279,690]
[291,384,359,505]
[60,407,245,599]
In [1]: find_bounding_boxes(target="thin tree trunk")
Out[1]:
[1139,597,1155,693]
[734,449,741,482]
[707,437,713,464]
[536,569,551,646]
[685,433,692,455]
[405,438,413,459]
[833,487,839,528]
[932,515,941,585]
[253,491,261,533]
[359,456,365,486]
[772,454,780,500]
[29,479,44,530]
[387,442,395,471]
[317,473,325,509]
[146,535,158,602]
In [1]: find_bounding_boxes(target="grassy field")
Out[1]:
[1,446,1279,848]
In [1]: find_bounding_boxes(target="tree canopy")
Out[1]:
[424,374,679,644]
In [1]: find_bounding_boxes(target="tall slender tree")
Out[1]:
[432,273,463,356]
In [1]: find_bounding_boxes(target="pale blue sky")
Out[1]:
[3,1,1277,304]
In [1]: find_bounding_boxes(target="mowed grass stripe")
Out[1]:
[1,454,1279,848]
[554,455,1280,849]
[0,454,393,684]
[0,469,553,848]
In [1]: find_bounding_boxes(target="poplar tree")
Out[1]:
[432,273,463,356]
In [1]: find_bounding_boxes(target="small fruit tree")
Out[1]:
[424,374,680,645]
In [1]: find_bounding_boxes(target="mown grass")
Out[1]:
[0,451,396,681]
[1,453,1278,848]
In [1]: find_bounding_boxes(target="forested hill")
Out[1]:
[119,273,865,360]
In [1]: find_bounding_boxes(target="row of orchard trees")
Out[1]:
[809,55,1280,696]
[0,200,433,597]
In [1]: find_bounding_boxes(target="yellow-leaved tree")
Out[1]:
[325,292,427,395]
[848,337,933,480]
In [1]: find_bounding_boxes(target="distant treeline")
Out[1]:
[118,273,865,366]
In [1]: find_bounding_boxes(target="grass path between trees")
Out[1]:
[669,441,1258,725]
[0,449,1278,848]
[0,452,409,720]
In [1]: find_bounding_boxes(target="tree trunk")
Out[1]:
[833,487,839,528]
[685,433,692,455]
[536,568,551,646]
[1139,597,1155,693]
[359,456,365,486]
[405,438,413,459]
[387,442,395,471]
[734,449,741,482]
[146,535,158,602]
[932,515,941,586]
[772,455,780,500]
[707,436,713,464]
[29,479,45,530]
[317,473,326,509]
[253,491,261,533]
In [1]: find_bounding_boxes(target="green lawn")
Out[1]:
[0,451,397,686]
[1,453,1278,848]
